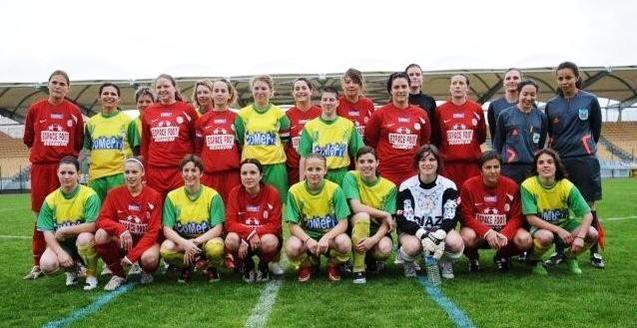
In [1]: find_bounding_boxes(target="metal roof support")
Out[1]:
[477,77,503,104]
[72,84,93,102]
[581,71,609,89]
[13,90,44,115]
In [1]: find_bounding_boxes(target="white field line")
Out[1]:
[244,279,282,328]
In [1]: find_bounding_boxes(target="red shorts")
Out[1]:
[201,169,240,204]
[382,169,417,188]
[443,162,480,189]
[30,163,60,212]
[146,165,183,198]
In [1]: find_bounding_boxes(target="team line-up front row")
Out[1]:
[36,145,599,291]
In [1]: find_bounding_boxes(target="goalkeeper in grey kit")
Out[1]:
[395,145,464,279]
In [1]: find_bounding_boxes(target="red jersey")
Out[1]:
[285,105,321,169]
[23,99,84,164]
[365,103,431,186]
[225,184,282,240]
[337,96,375,136]
[434,100,486,163]
[195,110,240,173]
[459,175,523,240]
[141,101,198,168]
[97,185,164,262]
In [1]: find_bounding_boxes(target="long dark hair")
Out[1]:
[531,149,568,181]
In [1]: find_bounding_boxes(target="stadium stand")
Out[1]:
[601,121,637,161]
[0,131,29,179]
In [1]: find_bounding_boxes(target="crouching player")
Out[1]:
[37,156,101,290]
[342,146,395,283]
[396,145,464,279]
[160,155,226,282]
[521,149,598,275]
[285,153,352,282]
[225,159,282,283]
[460,151,532,272]
[95,158,163,290]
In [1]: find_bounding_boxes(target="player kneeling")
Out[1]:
[460,151,532,272]
[95,158,163,290]
[521,149,598,275]
[342,147,395,283]
[225,159,282,282]
[160,155,226,283]
[396,145,464,279]
[285,153,352,282]
[37,156,101,290]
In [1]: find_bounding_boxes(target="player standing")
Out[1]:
[134,87,155,140]
[544,61,605,268]
[298,86,363,185]
[365,72,431,186]
[487,68,522,144]
[84,83,140,202]
[23,70,84,280]
[140,74,199,198]
[285,78,321,186]
[405,63,437,125]
[337,68,375,136]
[433,74,487,189]
[195,79,241,204]
[493,80,547,184]
[235,75,290,202]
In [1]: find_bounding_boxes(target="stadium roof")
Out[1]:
[1,66,636,121]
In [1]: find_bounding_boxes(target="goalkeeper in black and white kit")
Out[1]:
[396,145,464,279]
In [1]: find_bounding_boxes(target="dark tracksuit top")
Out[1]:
[493,105,548,165]
[487,97,517,145]
[545,90,601,158]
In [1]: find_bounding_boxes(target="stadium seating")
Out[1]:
[0,132,29,179]
[601,121,637,161]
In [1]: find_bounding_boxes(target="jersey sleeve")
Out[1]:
[396,188,421,235]
[209,193,225,226]
[520,185,538,215]
[590,96,602,143]
[476,106,487,144]
[383,186,397,214]
[127,193,163,262]
[348,129,364,158]
[440,187,459,232]
[567,185,591,218]
[234,115,246,146]
[127,119,141,151]
[419,112,432,145]
[83,193,101,223]
[83,123,93,151]
[487,102,497,143]
[500,191,524,239]
[493,111,506,153]
[341,172,360,200]
[284,192,301,224]
[538,111,548,149]
[298,128,313,158]
[224,188,254,239]
[74,111,85,153]
[162,197,178,228]
[140,113,150,160]
[36,201,56,232]
[194,117,204,155]
[278,114,291,143]
[23,105,35,148]
[333,187,351,221]
[363,110,381,148]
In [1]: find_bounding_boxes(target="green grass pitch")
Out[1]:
[1,179,636,327]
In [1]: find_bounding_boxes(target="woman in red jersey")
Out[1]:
[225,159,282,282]
[141,74,199,197]
[337,68,375,137]
[285,78,321,186]
[191,79,214,116]
[23,70,84,280]
[459,151,532,273]
[433,74,487,189]
[365,72,431,186]
[95,157,163,290]
[195,79,241,204]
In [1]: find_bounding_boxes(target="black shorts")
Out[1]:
[562,156,602,202]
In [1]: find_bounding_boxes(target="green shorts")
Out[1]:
[326,167,348,186]
[530,218,581,237]
[263,163,288,202]
[89,173,125,202]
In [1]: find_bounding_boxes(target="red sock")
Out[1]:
[32,226,46,266]
[96,242,125,277]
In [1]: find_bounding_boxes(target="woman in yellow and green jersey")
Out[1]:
[84,83,140,202]
[234,75,290,202]
[342,146,396,284]
[521,149,598,275]
[285,153,352,282]
[160,154,225,283]
[37,156,101,291]
[298,86,364,186]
